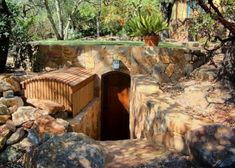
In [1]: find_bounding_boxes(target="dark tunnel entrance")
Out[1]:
[101,71,130,140]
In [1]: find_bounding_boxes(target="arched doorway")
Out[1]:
[101,71,130,140]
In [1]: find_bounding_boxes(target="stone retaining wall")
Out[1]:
[129,75,211,153]
[31,44,207,82]
[69,98,101,140]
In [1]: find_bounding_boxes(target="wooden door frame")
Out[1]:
[100,71,131,140]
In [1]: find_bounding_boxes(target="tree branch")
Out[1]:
[43,0,62,40]
[197,0,235,35]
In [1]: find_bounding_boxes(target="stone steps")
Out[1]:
[100,139,166,168]
[100,139,193,168]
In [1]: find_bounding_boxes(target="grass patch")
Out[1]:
[33,39,143,46]
[158,42,182,48]
[32,39,183,48]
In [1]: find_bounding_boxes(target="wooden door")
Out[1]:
[101,71,130,140]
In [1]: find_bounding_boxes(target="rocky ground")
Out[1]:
[166,53,235,128]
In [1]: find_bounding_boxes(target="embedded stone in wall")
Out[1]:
[38,45,49,55]
[30,44,207,82]
[160,55,171,64]
[77,46,94,69]
[48,45,63,57]
[165,64,175,77]
[62,46,77,58]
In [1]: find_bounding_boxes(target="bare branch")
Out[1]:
[197,0,235,35]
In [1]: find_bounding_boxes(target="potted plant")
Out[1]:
[125,11,168,46]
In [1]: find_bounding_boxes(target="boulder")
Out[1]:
[27,99,65,114]
[6,127,25,145]
[0,144,24,163]
[186,124,235,168]
[0,96,24,110]
[0,104,10,115]
[0,127,51,163]
[0,136,37,163]
[0,125,11,150]
[24,133,105,168]
[12,106,46,126]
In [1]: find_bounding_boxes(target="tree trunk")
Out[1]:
[64,1,81,39]
[43,0,62,40]
[0,0,11,73]
[55,0,64,39]
[96,0,102,37]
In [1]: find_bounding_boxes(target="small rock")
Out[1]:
[56,118,69,130]
[3,90,14,98]
[0,81,12,93]
[4,76,21,92]
[51,111,68,119]
[12,106,45,126]
[6,128,25,145]
[186,124,235,168]
[12,106,37,126]
[27,99,65,114]
[34,115,66,137]
[0,104,9,115]
[24,132,105,168]
[22,120,34,130]
[0,115,11,124]
[5,120,16,132]
[0,96,24,110]
[0,125,11,150]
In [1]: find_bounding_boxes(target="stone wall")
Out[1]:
[69,98,101,140]
[31,44,207,82]
[129,75,211,153]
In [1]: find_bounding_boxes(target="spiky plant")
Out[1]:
[125,11,168,37]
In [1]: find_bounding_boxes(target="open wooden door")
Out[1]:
[101,71,130,140]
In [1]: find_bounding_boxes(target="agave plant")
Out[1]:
[125,12,168,37]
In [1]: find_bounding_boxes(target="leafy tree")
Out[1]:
[0,0,11,73]
[159,0,176,25]
[192,0,235,82]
